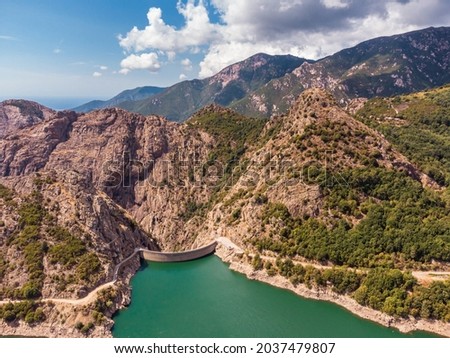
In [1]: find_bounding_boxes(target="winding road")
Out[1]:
[0,243,217,307]
[0,249,143,307]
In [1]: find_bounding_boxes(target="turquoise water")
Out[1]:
[112,255,436,338]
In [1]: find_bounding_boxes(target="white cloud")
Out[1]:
[181,58,193,71]
[92,72,102,77]
[179,73,188,80]
[119,0,450,78]
[119,3,218,54]
[99,65,108,71]
[120,52,161,74]
[53,48,62,54]
[167,51,177,61]
[321,0,349,9]
[0,35,16,41]
[181,58,192,67]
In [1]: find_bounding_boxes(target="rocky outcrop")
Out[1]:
[1,89,439,251]
[0,111,77,176]
[0,100,55,139]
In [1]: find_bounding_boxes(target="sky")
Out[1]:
[0,0,449,107]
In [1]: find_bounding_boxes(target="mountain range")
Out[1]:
[73,26,450,122]
[73,86,165,113]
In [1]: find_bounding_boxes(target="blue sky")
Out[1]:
[1,0,449,107]
[0,1,201,105]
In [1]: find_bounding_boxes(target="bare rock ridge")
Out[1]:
[1,110,78,176]
[0,100,55,139]
[0,89,438,251]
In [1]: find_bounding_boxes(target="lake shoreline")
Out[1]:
[214,243,450,338]
[3,244,449,338]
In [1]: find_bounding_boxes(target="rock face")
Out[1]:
[1,89,438,252]
[43,107,218,249]
[0,100,55,139]
[1,111,77,176]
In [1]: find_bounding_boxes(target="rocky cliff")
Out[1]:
[1,88,440,255]
[0,100,55,139]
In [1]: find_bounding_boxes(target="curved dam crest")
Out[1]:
[140,241,217,262]
[114,241,217,280]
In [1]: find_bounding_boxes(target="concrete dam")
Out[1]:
[113,241,218,281]
[140,241,218,263]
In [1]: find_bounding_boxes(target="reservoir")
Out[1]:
[112,255,435,338]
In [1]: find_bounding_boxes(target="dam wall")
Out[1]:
[141,241,217,262]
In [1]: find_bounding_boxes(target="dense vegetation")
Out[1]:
[0,183,14,202]
[254,257,450,321]
[181,108,267,219]
[0,256,7,281]
[188,108,266,176]
[255,164,450,269]
[8,190,47,299]
[245,85,450,323]
[357,85,450,186]
[47,226,102,287]
[0,301,45,324]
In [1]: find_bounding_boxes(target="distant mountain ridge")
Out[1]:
[73,53,307,120]
[72,86,165,112]
[71,26,450,121]
[233,26,450,117]
[119,53,307,121]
